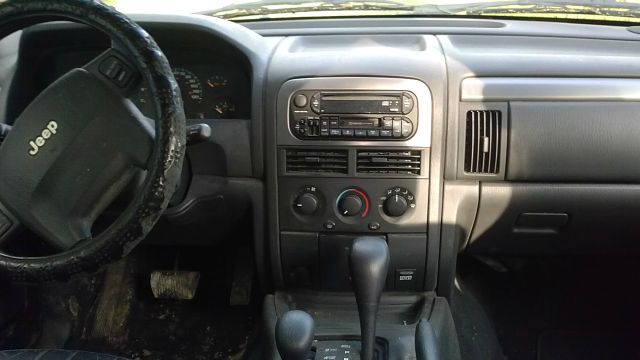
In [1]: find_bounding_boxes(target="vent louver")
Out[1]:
[357,150,421,175]
[464,110,501,174]
[285,149,348,174]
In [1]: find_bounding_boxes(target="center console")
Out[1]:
[276,77,432,293]
[264,76,458,360]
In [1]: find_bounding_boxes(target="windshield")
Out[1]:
[106,0,640,23]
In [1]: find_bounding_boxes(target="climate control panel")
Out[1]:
[281,178,429,233]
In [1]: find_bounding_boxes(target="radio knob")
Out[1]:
[384,194,409,217]
[294,193,319,215]
[294,94,308,108]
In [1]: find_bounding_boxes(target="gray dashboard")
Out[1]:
[2,14,640,295]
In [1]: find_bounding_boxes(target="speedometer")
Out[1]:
[173,68,203,106]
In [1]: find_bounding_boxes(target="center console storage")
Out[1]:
[263,292,460,360]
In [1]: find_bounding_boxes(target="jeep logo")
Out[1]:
[28,121,58,156]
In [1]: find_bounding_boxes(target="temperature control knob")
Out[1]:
[294,193,319,215]
[381,187,415,218]
[337,189,370,218]
[384,194,408,217]
[338,194,363,217]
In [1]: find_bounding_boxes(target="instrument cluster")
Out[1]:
[132,61,250,119]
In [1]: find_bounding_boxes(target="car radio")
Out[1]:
[289,91,418,140]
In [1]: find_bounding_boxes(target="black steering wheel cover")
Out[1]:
[0,0,186,281]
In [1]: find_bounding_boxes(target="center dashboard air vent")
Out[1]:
[357,150,422,175]
[464,110,502,175]
[285,149,348,174]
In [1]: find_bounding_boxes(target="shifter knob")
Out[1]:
[276,310,315,360]
[349,237,390,360]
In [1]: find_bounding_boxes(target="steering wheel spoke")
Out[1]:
[83,47,143,97]
[0,201,19,248]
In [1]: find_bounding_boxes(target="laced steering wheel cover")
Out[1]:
[0,0,186,281]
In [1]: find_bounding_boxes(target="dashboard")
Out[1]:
[3,14,640,301]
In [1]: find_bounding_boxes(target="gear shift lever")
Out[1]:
[349,237,390,360]
[276,310,315,360]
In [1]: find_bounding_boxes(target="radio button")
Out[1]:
[402,93,414,114]
[342,129,354,136]
[321,129,329,136]
[402,119,413,137]
[329,129,341,136]
[355,129,367,137]
[380,130,393,137]
[367,130,380,137]
[311,93,321,113]
[329,119,340,128]
[393,119,402,137]
[320,119,329,127]
[382,118,393,129]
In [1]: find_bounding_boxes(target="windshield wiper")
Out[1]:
[204,0,417,20]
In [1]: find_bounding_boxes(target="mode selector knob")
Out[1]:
[294,193,319,215]
[384,194,409,217]
[381,187,415,218]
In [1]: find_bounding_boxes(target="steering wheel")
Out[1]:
[0,0,186,281]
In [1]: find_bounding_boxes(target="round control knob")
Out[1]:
[293,94,308,108]
[384,194,409,217]
[338,194,363,217]
[294,192,319,215]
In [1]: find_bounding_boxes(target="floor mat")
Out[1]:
[537,331,640,360]
[62,246,261,360]
[457,255,640,360]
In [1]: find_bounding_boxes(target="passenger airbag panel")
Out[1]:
[507,102,640,182]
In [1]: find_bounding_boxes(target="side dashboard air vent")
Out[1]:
[285,149,348,174]
[357,150,421,175]
[464,110,501,174]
